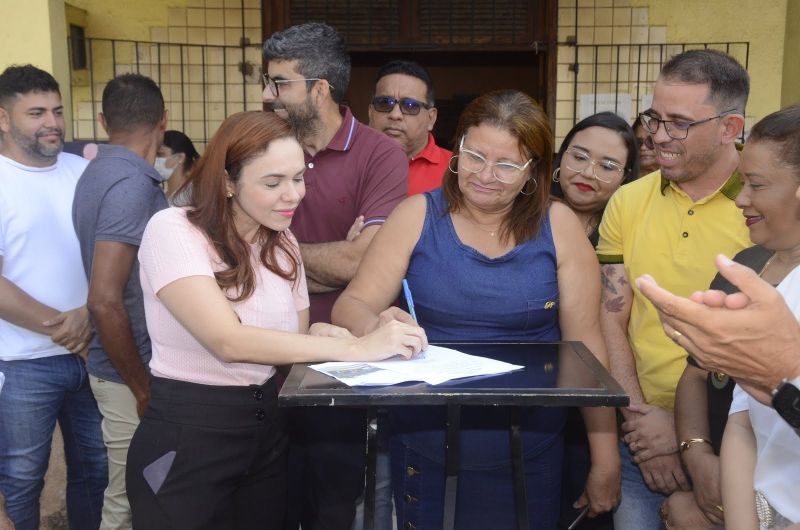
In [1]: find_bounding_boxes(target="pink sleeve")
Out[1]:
[139,208,216,294]
[286,229,310,311]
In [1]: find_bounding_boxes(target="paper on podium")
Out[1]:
[309,344,523,386]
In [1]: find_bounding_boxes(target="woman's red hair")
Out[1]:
[186,111,300,302]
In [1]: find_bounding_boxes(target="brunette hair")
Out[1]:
[747,105,800,174]
[262,22,350,103]
[660,49,750,114]
[554,111,640,188]
[443,89,553,244]
[163,130,200,173]
[0,64,60,107]
[186,111,300,302]
[101,74,165,133]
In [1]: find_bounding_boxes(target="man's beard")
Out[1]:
[285,97,321,141]
[9,124,63,161]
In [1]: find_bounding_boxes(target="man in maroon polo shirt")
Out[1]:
[262,22,407,530]
[369,60,451,195]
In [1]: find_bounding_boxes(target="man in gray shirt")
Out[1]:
[72,73,168,530]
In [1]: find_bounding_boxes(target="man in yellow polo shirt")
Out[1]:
[596,49,751,529]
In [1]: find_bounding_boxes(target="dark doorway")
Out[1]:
[348,49,547,151]
[262,0,558,148]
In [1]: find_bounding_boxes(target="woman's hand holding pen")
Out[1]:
[352,319,428,361]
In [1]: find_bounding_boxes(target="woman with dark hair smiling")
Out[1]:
[333,90,619,529]
[552,112,639,246]
[125,111,426,529]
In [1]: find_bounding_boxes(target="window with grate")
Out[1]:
[288,0,533,48]
[289,0,401,46]
[418,0,531,45]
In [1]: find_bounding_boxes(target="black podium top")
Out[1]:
[279,342,628,408]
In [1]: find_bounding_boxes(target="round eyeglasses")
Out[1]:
[449,136,535,184]
[262,74,333,98]
[371,96,430,116]
[638,109,736,140]
[563,147,626,184]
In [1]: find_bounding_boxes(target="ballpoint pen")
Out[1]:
[567,505,590,530]
[401,279,418,322]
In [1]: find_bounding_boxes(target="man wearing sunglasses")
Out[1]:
[368,60,451,195]
[262,23,408,530]
[595,49,751,529]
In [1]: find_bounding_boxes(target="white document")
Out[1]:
[309,344,523,387]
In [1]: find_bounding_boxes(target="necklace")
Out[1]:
[460,211,502,237]
[758,254,776,278]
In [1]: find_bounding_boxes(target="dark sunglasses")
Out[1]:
[371,95,431,116]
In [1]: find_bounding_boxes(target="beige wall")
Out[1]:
[0,0,73,137]
[556,0,790,145]
[637,0,787,126]
[782,0,800,106]
[67,0,261,147]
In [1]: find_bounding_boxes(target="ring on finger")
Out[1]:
[671,329,683,342]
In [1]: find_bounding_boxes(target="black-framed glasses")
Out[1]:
[262,74,333,97]
[371,96,431,116]
[449,136,535,184]
[638,109,737,140]
[563,147,626,184]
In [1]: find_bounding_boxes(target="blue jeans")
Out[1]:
[391,433,562,530]
[0,355,107,530]
[613,440,666,530]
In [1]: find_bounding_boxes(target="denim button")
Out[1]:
[255,409,265,420]
[405,522,416,530]
[404,494,418,503]
[406,465,419,477]
[253,389,263,401]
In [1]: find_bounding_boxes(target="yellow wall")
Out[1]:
[66,0,186,41]
[782,0,800,106]
[0,0,72,137]
[632,0,787,124]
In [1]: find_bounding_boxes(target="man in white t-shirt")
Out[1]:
[0,64,107,530]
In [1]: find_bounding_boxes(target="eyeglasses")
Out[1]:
[638,109,736,140]
[563,147,626,184]
[449,136,535,184]
[262,74,333,97]
[371,96,431,116]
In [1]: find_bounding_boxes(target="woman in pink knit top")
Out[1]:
[126,111,426,529]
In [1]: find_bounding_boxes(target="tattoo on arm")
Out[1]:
[618,276,628,287]
[604,296,625,313]
[601,269,619,295]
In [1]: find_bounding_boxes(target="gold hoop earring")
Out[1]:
[552,167,560,183]
[226,191,234,199]
[519,177,537,196]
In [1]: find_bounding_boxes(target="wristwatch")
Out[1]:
[772,376,800,437]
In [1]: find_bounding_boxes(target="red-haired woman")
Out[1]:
[125,111,426,529]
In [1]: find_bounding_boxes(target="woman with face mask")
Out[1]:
[155,130,199,203]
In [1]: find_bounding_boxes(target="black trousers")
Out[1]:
[127,376,287,530]
[283,407,367,530]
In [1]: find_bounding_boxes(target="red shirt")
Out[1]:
[291,106,408,323]
[407,133,451,196]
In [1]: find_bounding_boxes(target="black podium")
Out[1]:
[279,342,628,530]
